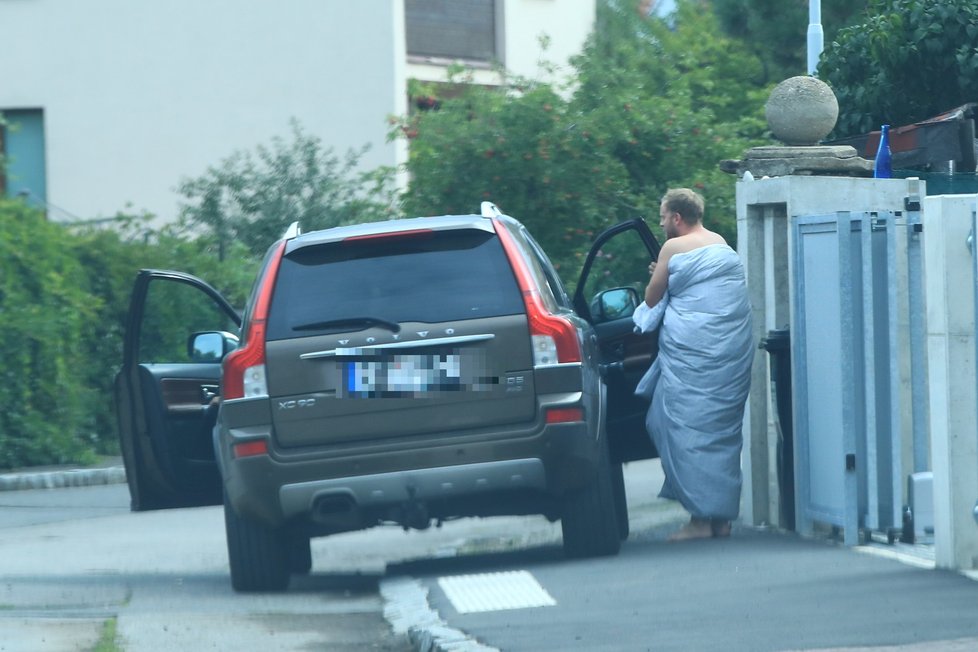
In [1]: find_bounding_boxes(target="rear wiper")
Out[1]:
[292,317,402,334]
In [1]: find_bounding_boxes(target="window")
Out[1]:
[579,227,653,314]
[139,279,239,364]
[0,109,47,208]
[405,0,500,63]
[266,229,524,340]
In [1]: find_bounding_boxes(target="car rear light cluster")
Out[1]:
[492,220,582,367]
[532,335,559,366]
[525,299,581,366]
[222,241,286,400]
[242,363,268,397]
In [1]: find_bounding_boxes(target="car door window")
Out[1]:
[138,279,238,363]
[579,228,653,317]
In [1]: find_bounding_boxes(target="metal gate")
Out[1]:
[792,202,927,545]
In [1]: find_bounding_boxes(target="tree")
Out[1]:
[712,0,868,84]
[818,0,978,138]
[178,120,399,257]
[396,0,769,277]
[0,197,259,469]
[0,200,96,467]
[0,112,7,177]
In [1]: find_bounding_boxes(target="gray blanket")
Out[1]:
[632,244,753,520]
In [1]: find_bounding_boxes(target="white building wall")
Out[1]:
[406,0,595,87]
[1,0,593,225]
[1,0,403,223]
[501,0,596,80]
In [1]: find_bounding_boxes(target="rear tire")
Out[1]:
[561,433,621,559]
[611,461,630,541]
[223,492,291,592]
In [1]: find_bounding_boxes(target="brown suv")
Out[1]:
[115,203,661,591]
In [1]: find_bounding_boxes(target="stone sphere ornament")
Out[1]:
[764,76,840,146]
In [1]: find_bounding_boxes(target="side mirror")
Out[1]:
[188,331,239,362]
[590,287,640,323]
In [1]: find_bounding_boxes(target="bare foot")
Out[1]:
[668,518,713,542]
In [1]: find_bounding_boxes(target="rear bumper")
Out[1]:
[220,418,599,528]
[279,458,546,519]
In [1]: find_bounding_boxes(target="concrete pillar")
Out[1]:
[923,194,978,570]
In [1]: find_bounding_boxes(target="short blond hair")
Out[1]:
[661,188,704,224]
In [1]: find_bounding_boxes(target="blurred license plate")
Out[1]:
[344,353,462,397]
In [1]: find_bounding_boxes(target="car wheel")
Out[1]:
[289,534,313,575]
[611,461,630,541]
[223,491,291,592]
[560,433,621,559]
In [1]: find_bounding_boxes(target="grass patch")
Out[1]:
[91,617,121,652]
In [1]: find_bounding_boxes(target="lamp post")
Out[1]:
[807,0,824,76]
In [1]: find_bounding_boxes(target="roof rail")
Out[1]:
[480,201,502,218]
[282,221,301,239]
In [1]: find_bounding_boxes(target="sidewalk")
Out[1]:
[386,523,978,652]
[0,456,126,492]
[380,460,978,652]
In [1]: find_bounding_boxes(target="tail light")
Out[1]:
[546,407,584,424]
[233,439,269,458]
[492,220,582,366]
[223,331,268,399]
[222,241,286,400]
[525,292,581,365]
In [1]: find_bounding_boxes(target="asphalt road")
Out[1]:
[2,461,978,652]
[0,483,414,651]
[0,483,130,528]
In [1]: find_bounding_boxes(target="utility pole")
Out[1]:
[807,0,824,76]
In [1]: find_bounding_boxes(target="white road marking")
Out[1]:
[438,570,556,614]
[855,544,936,570]
[381,577,500,652]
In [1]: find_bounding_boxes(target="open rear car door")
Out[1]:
[574,219,661,465]
[114,270,240,510]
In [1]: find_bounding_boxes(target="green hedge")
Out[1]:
[0,201,256,469]
[0,201,95,467]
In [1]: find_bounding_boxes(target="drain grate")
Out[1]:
[438,570,557,614]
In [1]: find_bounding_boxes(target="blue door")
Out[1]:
[1,109,46,208]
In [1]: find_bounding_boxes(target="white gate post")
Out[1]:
[924,194,978,570]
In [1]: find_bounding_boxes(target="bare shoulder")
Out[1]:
[665,233,715,255]
[704,229,728,247]
[674,230,727,254]
[659,237,683,257]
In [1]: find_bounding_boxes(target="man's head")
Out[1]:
[659,188,705,239]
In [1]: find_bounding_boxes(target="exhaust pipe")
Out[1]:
[311,493,359,528]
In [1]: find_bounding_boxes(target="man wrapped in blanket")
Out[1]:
[633,188,753,541]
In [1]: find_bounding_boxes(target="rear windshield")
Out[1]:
[266,229,524,340]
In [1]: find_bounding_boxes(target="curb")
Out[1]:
[0,466,127,492]
[381,577,499,652]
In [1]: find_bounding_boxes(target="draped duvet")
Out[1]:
[633,244,753,520]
